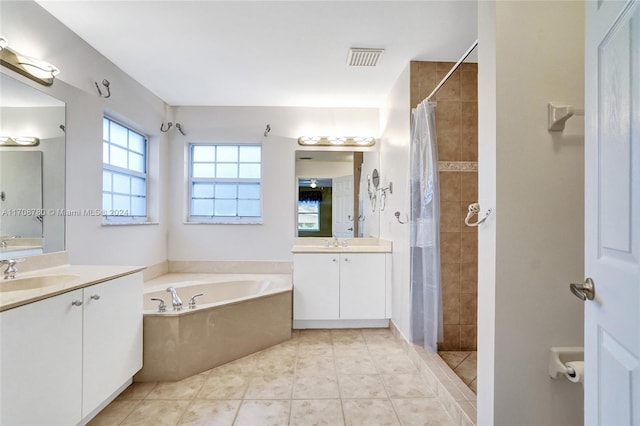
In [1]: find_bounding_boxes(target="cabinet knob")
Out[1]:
[90,294,101,300]
[71,300,83,307]
[332,258,337,262]
[344,258,349,262]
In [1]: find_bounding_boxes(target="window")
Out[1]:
[298,200,320,232]
[102,117,147,222]
[189,144,262,223]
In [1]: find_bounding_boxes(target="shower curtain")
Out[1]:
[410,100,443,353]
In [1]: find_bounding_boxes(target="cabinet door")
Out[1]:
[293,254,340,320]
[82,273,143,417]
[340,253,386,319]
[0,290,83,425]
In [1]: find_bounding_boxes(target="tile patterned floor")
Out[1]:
[438,352,477,394]
[89,329,457,425]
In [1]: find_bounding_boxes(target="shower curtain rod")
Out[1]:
[425,39,478,102]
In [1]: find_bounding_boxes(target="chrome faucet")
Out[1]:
[332,235,339,247]
[166,287,183,311]
[1,259,20,279]
[0,236,17,248]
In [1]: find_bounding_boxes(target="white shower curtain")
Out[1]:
[410,100,443,353]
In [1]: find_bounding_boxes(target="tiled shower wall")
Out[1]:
[410,61,478,351]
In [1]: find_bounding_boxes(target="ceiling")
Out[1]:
[36,1,477,108]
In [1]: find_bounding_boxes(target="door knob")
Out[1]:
[569,278,595,301]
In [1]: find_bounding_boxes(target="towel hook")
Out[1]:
[394,211,408,224]
[94,79,111,98]
[175,122,186,136]
[465,202,492,227]
[264,124,271,137]
[160,122,173,132]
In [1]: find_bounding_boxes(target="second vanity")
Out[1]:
[0,257,144,426]
[291,238,392,329]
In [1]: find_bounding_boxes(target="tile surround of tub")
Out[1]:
[168,260,292,274]
[142,260,169,281]
[410,60,478,351]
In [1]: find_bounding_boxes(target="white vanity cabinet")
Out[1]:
[293,252,390,327]
[0,272,142,425]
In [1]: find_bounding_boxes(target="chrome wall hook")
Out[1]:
[264,124,271,137]
[175,123,186,136]
[160,122,173,132]
[94,79,111,98]
[464,202,492,227]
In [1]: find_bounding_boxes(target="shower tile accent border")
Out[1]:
[168,260,293,274]
[390,321,476,426]
[439,161,478,172]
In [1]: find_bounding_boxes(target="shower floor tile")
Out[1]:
[89,328,458,425]
[439,350,477,393]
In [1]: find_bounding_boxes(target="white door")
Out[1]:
[339,253,386,319]
[584,1,640,424]
[332,175,354,237]
[293,254,340,321]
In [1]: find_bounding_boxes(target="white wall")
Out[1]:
[1,1,169,267]
[168,106,379,261]
[379,65,412,338]
[478,2,585,425]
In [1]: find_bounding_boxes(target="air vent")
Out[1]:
[347,48,384,67]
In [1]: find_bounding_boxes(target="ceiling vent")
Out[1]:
[347,48,384,67]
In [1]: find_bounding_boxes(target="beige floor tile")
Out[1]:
[335,355,378,375]
[208,355,259,377]
[332,345,370,358]
[296,356,336,376]
[177,400,240,426]
[293,375,340,399]
[367,343,407,357]
[244,375,294,399]
[116,382,158,400]
[382,374,434,398]
[453,352,477,385]
[299,329,332,343]
[146,374,207,400]
[88,400,140,425]
[391,398,456,426]
[374,355,419,375]
[290,399,345,426]
[121,400,190,426]
[438,351,471,370]
[342,399,400,426]
[338,374,387,399]
[234,400,291,426]
[257,353,297,375]
[197,375,250,399]
[331,329,364,343]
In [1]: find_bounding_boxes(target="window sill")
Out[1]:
[184,220,263,225]
[101,221,160,227]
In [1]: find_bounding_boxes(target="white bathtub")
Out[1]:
[142,274,292,313]
[135,273,293,382]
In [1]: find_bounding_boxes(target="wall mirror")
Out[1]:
[0,73,66,258]
[295,150,379,238]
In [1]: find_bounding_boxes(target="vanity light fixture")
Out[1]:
[0,37,59,86]
[297,136,375,147]
[0,136,40,146]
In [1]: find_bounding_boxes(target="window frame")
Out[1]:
[102,116,149,223]
[188,142,263,224]
[297,200,321,232]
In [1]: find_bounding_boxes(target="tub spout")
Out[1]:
[166,287,183,311]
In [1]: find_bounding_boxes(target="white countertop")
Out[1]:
[291,237,392,254]
[0,264,144,312]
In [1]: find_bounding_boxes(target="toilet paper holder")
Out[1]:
[549,346,584,380]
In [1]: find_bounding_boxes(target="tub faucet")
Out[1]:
[1,258,22,280]
[0,236,17,248]
[166,287,183,311]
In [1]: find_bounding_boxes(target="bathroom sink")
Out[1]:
[0,274,80,292]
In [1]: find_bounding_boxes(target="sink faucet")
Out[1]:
[332,235,339,247]
[0,236,17,248]
[166,287,183,311]
[1,259,21,280]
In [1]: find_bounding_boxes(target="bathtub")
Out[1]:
[134,273,292,382]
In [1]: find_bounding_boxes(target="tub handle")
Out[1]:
[150,298,167,312]
[189,293,204,309]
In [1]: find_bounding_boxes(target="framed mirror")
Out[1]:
[295,150,379,238]
[0,73,66,258]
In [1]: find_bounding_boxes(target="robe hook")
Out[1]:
[160,122,173,132]
[394,211,408,224]
[264,124,271,137]
[175,122,186,136]
[94,79,111,98]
